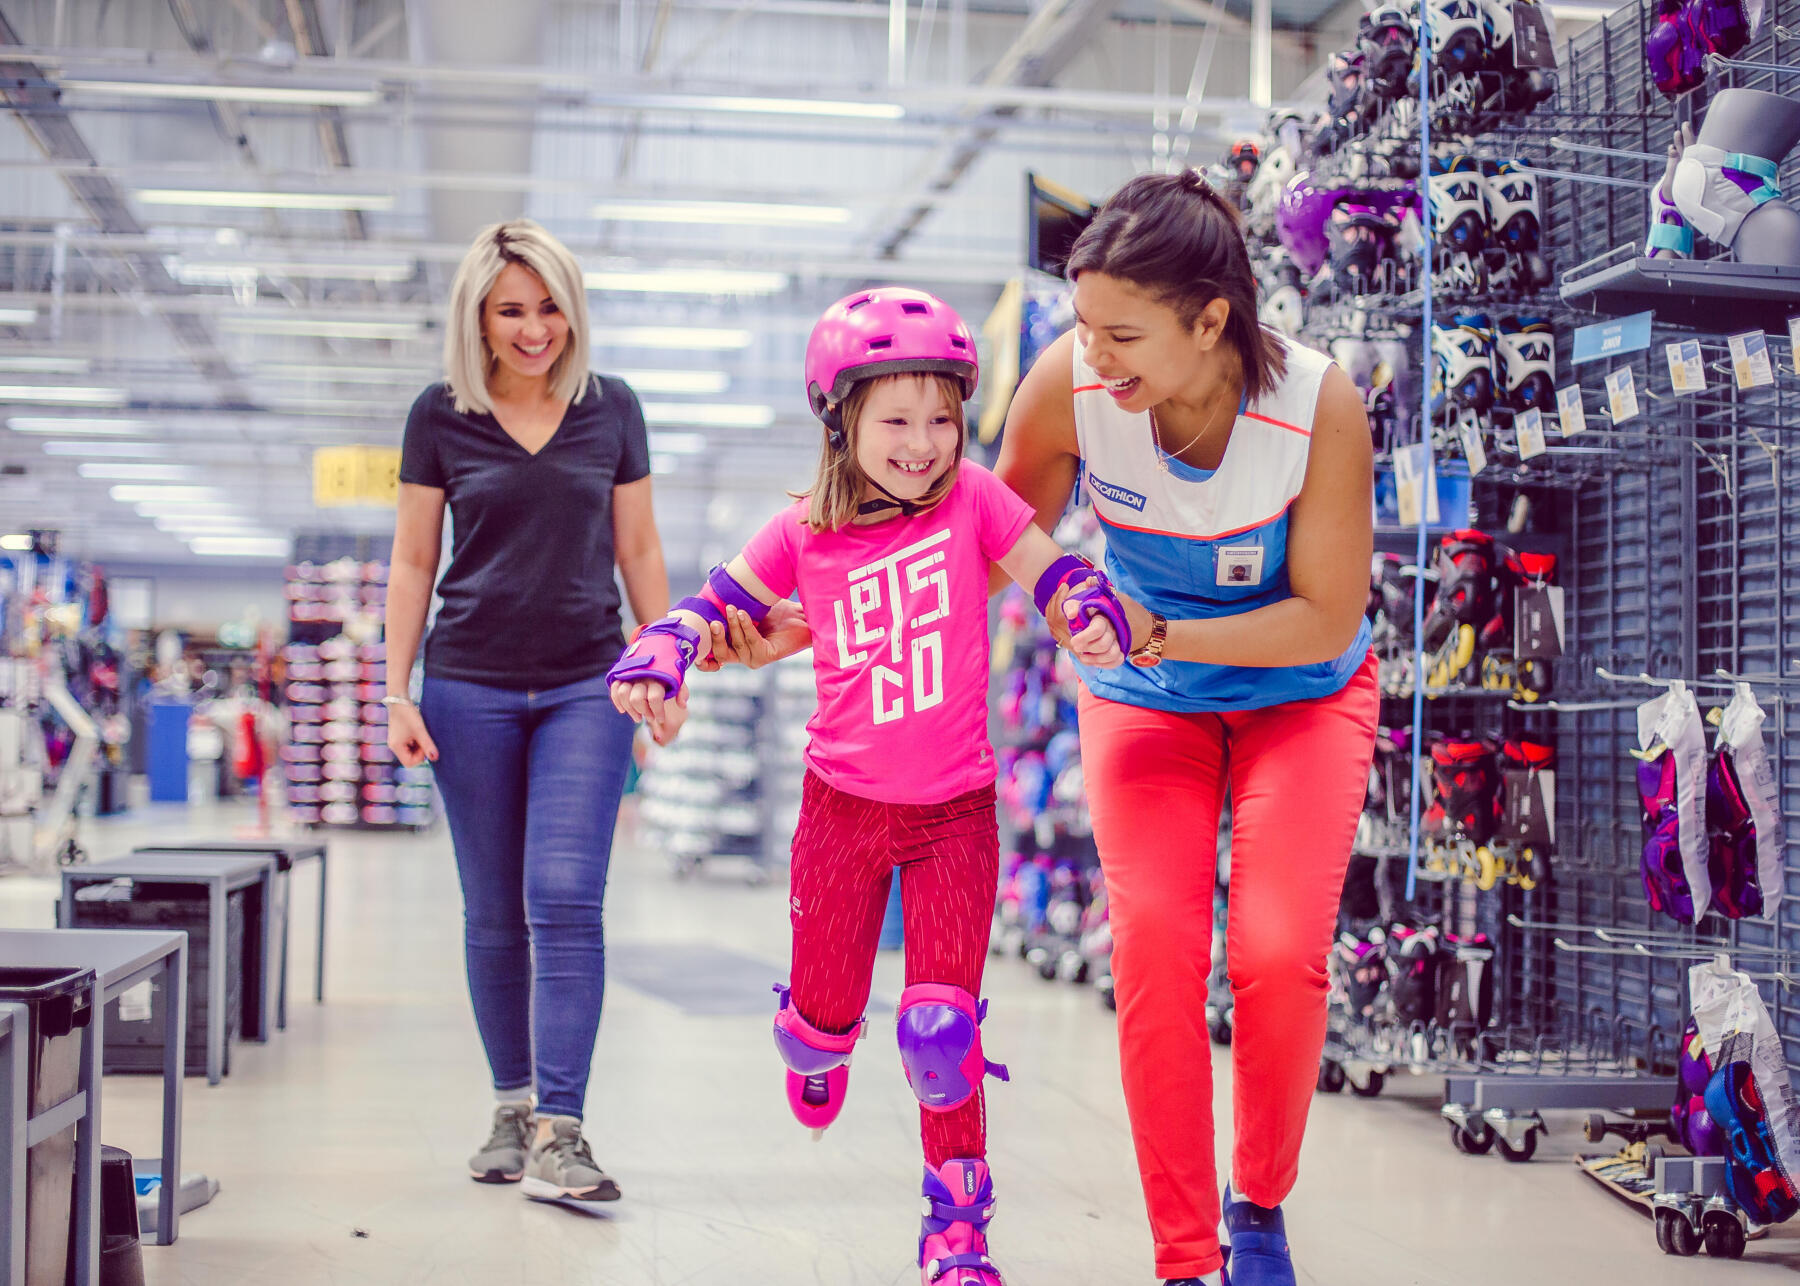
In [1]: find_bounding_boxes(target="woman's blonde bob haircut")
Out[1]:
[798,372,966,532]
[443,218,591,416]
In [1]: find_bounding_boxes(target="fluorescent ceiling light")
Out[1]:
[222,317,425,339]
[259,363,428,383]
[43,441,168,457]
[134,502,242,517]
[155,517,270,534]
[591,200,851,227]
[613,370,729,395]
[0,356,88,374]
[684,95,903,120]
[78,463,196,481]
[584,268,788,295]
[0,308,37,326]
[60,79,380,107]
[0,534,31,551]
[642,402,775,429]
[171,258,415,285]
[188,536,291,557]
[595,326,752,351]
[109,485,221,503]
[650,454,677,475]
[8,417,157,434]
[0,385,128,407]
[134,189,395,211]
[648,431,709,455]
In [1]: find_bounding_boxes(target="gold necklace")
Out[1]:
[1151,391,1232,473]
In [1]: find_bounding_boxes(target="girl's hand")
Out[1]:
[694,598,809,671]
[1067,609,1125,669]
[611,678,689,744]
[387,701,438,767]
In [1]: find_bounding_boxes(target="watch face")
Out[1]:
[1129,651,1161,668]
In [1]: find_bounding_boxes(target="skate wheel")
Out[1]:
[1582,1112,1607,1145]
[1317,1060,1346,1094]
[1349,1069,1385,1098]
[1495,1131,1538,1163]
[811,1127,826,1143]
[1475,848,1500,892]
[1209,1018,1233,1046]
[1702,1213,1747,1259]
[1656,1208,1701,1257]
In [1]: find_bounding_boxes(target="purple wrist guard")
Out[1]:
[1033,554,1129,648]
[675,564,773,632]
[605,618,699,694]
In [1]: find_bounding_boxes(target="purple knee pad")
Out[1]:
[1706,752,1765,920]
[1672,1019,1726,1157]
[1646,0,1705,96]
[772,986,863,1130]
[1684,0,1751,57]
[896,983,1010,1113]
[1639,754,1697,923]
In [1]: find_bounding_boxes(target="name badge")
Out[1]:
[1216,544,1264,587]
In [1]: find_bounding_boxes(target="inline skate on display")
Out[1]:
[1482,160,1553,293]
[1421,529,1499,689]
[1493,315,1556,415]
[1479,0,1558,114]
[1430,154,1490,293]
[1434,932,1494,1056]
[1358,4,1418,109]
[1492,738,1555,888]
[1426,0,1492,129]
[1421,738,1501,884]
[1324,201,1403,301]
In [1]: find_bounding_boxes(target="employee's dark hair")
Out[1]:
[1066,169,1286,405]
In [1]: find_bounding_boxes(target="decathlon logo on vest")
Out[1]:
[1086,470,1146,512]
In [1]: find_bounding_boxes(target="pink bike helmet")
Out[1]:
[804,288,979,444]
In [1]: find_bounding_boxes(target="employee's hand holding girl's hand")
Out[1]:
[387,701,439,767]
[1049,580,1149,669]
[695,598,808,672]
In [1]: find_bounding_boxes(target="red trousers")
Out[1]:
[787,771,999,1166]
[1079,652,1379,1279]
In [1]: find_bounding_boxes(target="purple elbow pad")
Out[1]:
[1033,553,1129,648]
[673,565,772,633]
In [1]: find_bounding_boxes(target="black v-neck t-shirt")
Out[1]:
[399,374,651,689]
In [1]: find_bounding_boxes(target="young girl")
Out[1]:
[608,288,1125,1286]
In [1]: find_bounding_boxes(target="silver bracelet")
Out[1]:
[380,695,416,709]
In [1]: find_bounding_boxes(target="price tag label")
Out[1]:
[1517,407,1548,459]
[1509,0,1558,69]
[1729,330,1775,389]
[1788,314,1800,364]
[1606,367,1640,423]
[1460,417,1488,476]
[313,446,402,508]
[1667,339,1705,394]
[1394,441,1423,527]
[1556,384,1587,435]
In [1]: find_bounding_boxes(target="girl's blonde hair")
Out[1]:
[799,372,967,532]
[443,218,591,415]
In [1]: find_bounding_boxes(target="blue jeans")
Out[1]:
[422,673,634,1119]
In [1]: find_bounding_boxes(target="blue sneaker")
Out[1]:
[1219,1186,1294,1286]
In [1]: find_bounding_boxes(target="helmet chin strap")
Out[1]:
[857,482,928,518]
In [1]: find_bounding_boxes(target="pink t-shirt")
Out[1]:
[742,462,1035,805]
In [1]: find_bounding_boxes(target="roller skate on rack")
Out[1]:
[1478,0,1558,114]
[1493,316,1556,415]
[1383,923,1442,1060]
[1357,4,1417,110]
[1425,0,1491,129]
[1429,155,1490,293]
[1495,739,1555,888]
[1423,738,1502,887]
[1421,529,1498,690]
[1482,161,1553,294]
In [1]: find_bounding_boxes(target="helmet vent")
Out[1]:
[949,335,968,349]
[866,336,893,350]
[899,301,929,315]
[846,294,874,311]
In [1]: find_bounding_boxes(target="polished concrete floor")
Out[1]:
[1,795,1792,1284]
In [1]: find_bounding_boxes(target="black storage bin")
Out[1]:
[68,883,244,1077]
[97,1144,143,1286]
[0,966,94,1286]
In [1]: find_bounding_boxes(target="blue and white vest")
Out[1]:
[1073,334,1372,712]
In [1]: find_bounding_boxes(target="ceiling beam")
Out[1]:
[0,5,247,402]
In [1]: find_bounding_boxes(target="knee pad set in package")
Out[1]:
[1636,682,1711,925]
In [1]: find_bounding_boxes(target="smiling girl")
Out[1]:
[607,288,1128,1286]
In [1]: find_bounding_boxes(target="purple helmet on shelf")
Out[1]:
[1278,177,1418,278]
[803,288,980,443]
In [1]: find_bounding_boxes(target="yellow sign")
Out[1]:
[978,278,1024,445]
[312,446,401,508]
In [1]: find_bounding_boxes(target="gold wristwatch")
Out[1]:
[1129,612,1168,668]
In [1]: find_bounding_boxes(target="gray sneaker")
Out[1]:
[469,1103,533,1183]
[520,1115,621,1203]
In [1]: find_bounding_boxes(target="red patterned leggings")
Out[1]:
[787,771,999,1166]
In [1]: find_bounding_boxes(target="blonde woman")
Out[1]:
[384,218,670,1204]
